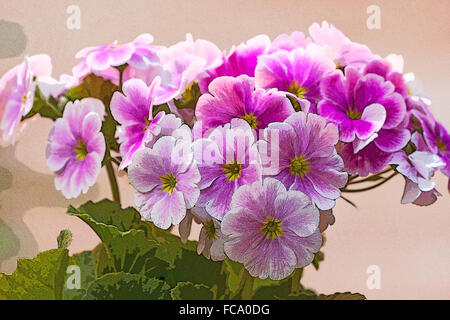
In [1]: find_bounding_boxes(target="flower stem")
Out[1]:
[340,195,357,208]
[116,64,127,92]
[342,172,398,193]
[289,268,303,295]
[347,167,393,185]
[110,157,121,167]
[230,267,255,300]
[105,153,121,203]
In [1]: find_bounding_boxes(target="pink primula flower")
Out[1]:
[0,54,52,143]
[46,98,106,199]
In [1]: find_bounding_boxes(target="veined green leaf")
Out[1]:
[171,282,214,300]
[0,249,69,300]
[83,272,170,300]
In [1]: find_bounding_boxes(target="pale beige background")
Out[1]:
[1,0,449,299]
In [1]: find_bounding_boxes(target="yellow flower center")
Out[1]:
[204,219,217,241]
[436,137,447,153]
[336,62,346,73]
[109,44,124,50]
[239,112,260,129]
[222,160,242,181]
[289,154,311,179]
[160,172,178,194]
[347,108,362,120]
[287,81,308,99]
[260,216,284,241]
[143,116,151,133]
[73,139,88,162]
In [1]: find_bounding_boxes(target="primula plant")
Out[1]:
[1,22,449,300]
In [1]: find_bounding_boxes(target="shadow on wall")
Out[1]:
[0,20,27,59]
[0,145,99,271]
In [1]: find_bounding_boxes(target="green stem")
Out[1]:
[289,268,303,295]
[348,167,393,185]
[110,157,121,167]
[116,64,127,92]
[340,195,357,208]
[119,71,123,92]
[230,267,255,300]
[342,172,398,193]
[105,154,121,203]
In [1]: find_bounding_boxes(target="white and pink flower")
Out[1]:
[46,98,106,199]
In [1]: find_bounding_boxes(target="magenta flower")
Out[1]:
[391,133,444,206]
[308,21,374,70]
[261,112,347,210]
[221,178,322,280]
[419,114,450,177]
[46,98,106,199]
[110,77,175,169]
[76,34,161,71]
[405,98,434,134]
[195,75,294,134]
[318,67,407,143]
[192,119,262,220]
[0,55,52,143]
[364,59,408,98]
[128,136,200,229]
[255,47,335,112]
[318,67,409,176]
[268,31,311,53]
[199,35,271,92]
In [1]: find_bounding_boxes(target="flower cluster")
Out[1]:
[2,21,449,281]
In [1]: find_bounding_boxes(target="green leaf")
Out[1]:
[83,272,170,300]
[67,199,142,232]
[252,270,318,300]
[223,259,299,300]
[91,242,116,275]
[222,259,242,291]
[22,86,63,121]
[0,249,69,300]
[252,277,292,300]
[165,249,227,299]
[153,232,184,267]
[102,114,119,153]
[252,276,365,300]
[140,223,227,298]
[63,251,97,300]
[139,221,197,265]
[90,227,157,276]
[65,74,117,105]
[152,103,171,118]
[171,282,214,300]
[287,95,302,112]
[67,201,158,276]
[318,292,366,300]
[173,81,201,110]
[282,291,366,300]
[312,250,324,270]
[312,233,326,270]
